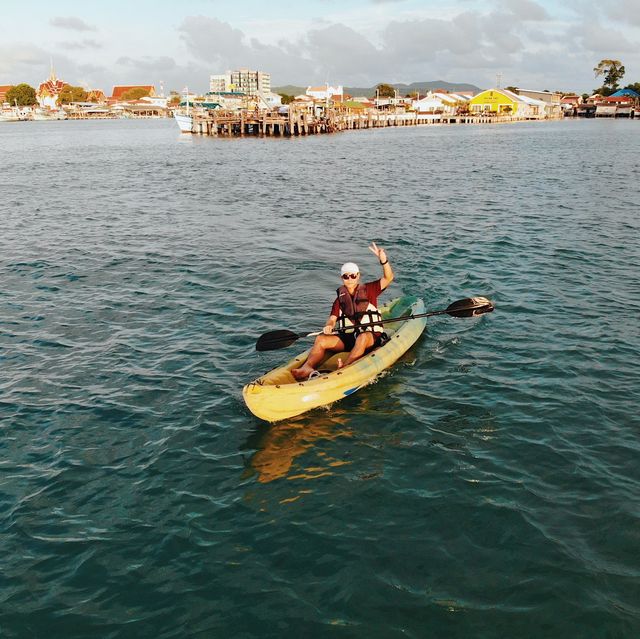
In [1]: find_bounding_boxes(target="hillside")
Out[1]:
[273,80,481,97]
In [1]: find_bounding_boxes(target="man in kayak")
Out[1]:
[292,242,394,381]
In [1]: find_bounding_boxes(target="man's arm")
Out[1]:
[369,242,394,290]
[323,314,338,334]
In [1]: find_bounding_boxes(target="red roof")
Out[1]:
[599,96,633,103]
[37,77,68,98]
[111,85,155,99]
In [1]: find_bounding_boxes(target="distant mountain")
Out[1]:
[273,80,481,97]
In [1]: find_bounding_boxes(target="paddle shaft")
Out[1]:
[255,297,494,351]
[306,303,491,337]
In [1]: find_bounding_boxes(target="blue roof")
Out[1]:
[611,89,640,97]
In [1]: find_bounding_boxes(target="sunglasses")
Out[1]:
[342,273,359,280]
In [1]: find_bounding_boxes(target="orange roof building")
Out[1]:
[111,85,156,100]
[87,90,107,103]
[0,85,13,103]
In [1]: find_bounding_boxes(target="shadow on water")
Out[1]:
[240,409,357,484]
[239,340,428,485]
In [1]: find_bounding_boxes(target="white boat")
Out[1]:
[174,112,193,132]
[0,108,21,122]
[173,87,193,133]
[31,108,67,121]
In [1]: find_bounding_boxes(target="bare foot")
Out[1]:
[292,365,314,381]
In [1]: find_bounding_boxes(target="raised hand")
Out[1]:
[368,241,387,264]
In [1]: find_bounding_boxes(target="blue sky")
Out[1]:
[1,0,639,94]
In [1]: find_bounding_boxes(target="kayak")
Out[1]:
[243,295,427,422]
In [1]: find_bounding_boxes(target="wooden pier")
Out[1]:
[188,106,527,138]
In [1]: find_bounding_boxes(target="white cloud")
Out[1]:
[49,16,97,32]
[57,39,103,50]
[605,0,640,27]
[2,3,639,95]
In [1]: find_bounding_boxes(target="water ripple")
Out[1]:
[0,119,639,638]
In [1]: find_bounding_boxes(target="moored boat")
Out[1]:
[174,112,193,133]
[243,296,427,422]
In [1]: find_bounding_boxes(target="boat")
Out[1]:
[31,108,68,121]
[243,295,427,422]
[0,111,20,122]
[174,111,193,133]
[173,87,193,133]
[0,106,22,122]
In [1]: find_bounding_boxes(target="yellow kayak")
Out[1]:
[243,296,427,422]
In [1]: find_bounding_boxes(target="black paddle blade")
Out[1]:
[446,297,494,318]
[256,329,301,352]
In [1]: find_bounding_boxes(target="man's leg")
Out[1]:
[292,334,346,380]
[342,332,375,367]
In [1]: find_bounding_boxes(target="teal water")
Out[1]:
[1,119,639,638]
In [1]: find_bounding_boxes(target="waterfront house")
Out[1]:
[0,85,13,104]
[469,88,533,117]
[595,95,635,117]
[412,93,454,114]
[306,85,344,102]
[516,89,562,118]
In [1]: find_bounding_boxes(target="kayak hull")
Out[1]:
[243,296,426,422]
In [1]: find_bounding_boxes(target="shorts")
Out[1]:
[338,331,388,352]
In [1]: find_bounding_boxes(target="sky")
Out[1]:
[1,0,639,94]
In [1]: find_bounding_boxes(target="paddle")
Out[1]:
[255,296,494,352]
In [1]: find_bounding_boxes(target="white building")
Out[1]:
[412,92,464,114]
[210,69,271,95]
[516,89,562,118]
[306,85,344,101]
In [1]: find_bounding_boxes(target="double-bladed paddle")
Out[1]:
[255,296,494,352]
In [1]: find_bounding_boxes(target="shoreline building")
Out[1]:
[0,85,13,104]
[306,85,344,102]
[210,69,271,96]
[37,67,68,110]
[469,88,550,118]
[516,89,562,118]
[110,86,156,102]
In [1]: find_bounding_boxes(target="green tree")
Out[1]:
[505,86,519,93]
[58,85,88,104]
[623,82,640,94]
[120,87,151,100]
[593,59,625,92]
[278,93,295,105]
[168,94,181,107]
[376,83,396,98]
[6,83,36,106]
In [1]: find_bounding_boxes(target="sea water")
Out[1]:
[1,118,639,638]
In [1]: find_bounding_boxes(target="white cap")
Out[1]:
[340,262,359,275]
